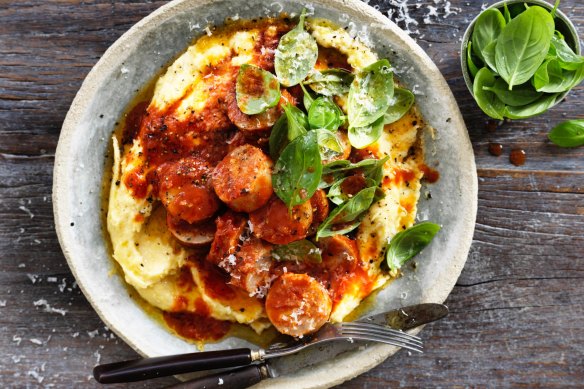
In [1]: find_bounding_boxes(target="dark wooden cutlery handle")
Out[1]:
[93,348,254,383]
[166,364,268,389]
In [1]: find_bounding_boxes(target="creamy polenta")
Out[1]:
[107,13,431,342]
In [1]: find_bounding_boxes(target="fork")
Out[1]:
[93,321,422,383]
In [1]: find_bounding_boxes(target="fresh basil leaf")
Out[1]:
[548,119,584,148]
[467,42,481,78]
[316,128,344,163]
[503,93,559,119]
[384,88,415,124]
[503,3,512,23]
[471,8,506,62]
[363,155,390,185]
[534,59,584,93]
[269,114,288,160]
[274,9,318,87]
[316,186,377,239]
[236,64,281,115]
[348,115,385,149]
[308,97,344,131]
[495,6,554,89]
[482,78,542,106]
[283,103,308,141]
[386,221,441,272]
[348,59,394,128]
[322,156,386,176]
[273,130,322,207]
[300,83,315,111]
[305,69,354,96]
[472,68,505,120]
[327,176,377,205]
[272,240,322,263]
[550,35,584,71]
[482,41,498,73]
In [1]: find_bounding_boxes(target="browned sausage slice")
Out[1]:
[308,189,329,236]
[156,156,220,224]
[212,145,273,213]
[229,237,274,297]
[249,197,313,245]
[265,273,332,337]
[207,211,247,267]
[317,235,361,300]
[166,214,216,247]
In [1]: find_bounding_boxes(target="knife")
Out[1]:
[163,303,448,389]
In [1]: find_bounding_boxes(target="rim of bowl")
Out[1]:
[460,0,581,105]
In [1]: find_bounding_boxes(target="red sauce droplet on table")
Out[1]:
[485,120,501,132]
[488,143,503,156]
[509,149,526,166]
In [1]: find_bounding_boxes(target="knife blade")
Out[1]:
[167,303,448,389]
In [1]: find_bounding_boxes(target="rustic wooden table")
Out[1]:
[1,0,583,387]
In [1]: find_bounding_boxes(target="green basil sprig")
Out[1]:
[272,240,322,263]
[316,186,377,239]
[348,59,394,129]
[495,6,554,89]
[322,156,389,185]
[272,130,322,208]
[304,69,354,96]
[471,8,506,63]
[548,119,584,148]
[308,97,344,131]
[473,68,505,120]
[327,176,377,205]
[503,93,559,119]
[348,116,385,149]
[300,83,315,111]
[275,9,318,87]
[384,88,415,124]
[236,64,281,115]
[482,78,542,106]
[315,128,343,162]
[269,114,288,160]
[386,221,441,273]
[283,103,309,141]
[533,59,584,93]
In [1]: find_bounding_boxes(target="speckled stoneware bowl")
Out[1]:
[53,0,478,387]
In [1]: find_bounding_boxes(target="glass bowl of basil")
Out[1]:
[460,0,582,120]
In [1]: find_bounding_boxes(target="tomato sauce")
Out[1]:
[163,310,230,342]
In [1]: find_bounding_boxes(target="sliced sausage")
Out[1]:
[156,156,220,224]
[212,145,273,213]
[166,214,216,247]
[249,197,313,245]
[207,211,247,267]
[317,235,360,295]
[229,237,274,297]
[265,273,332,337]
[308,189,329,235]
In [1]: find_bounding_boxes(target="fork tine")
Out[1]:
[339,325,423,346]
[340,334,423,353]
[340,329,423,348]
[340,322,422,342]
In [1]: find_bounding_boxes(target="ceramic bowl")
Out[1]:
[53,0,477,387]
[460,0,581,106]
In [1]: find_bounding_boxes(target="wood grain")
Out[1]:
[1,0,583,387]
